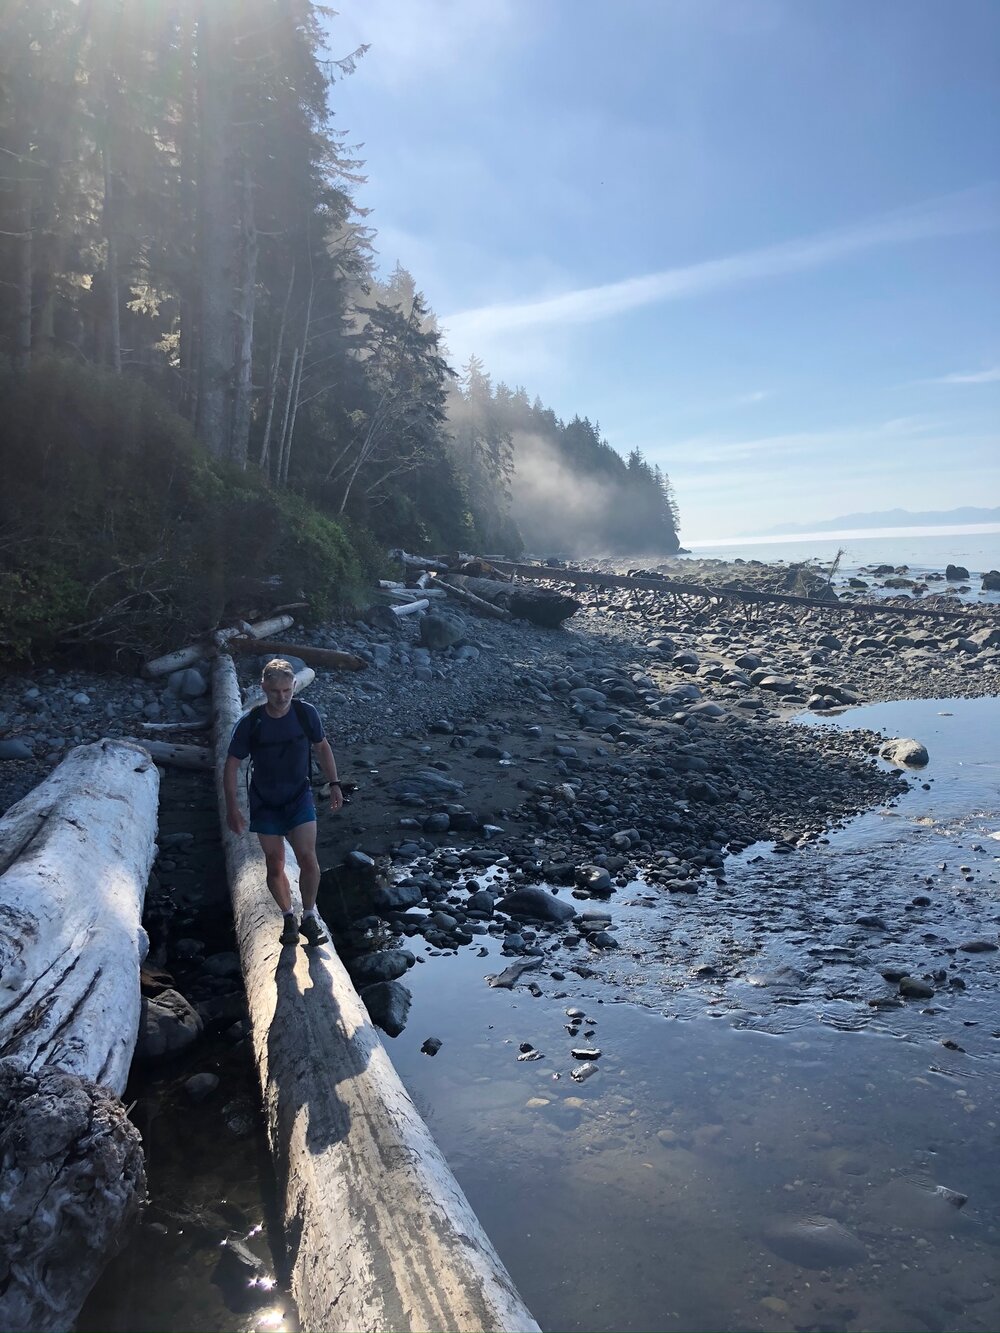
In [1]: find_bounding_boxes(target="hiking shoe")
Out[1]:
[299,915,328,947]
[279,914,299,945]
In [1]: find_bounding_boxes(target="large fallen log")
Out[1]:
[228,637,368,671]
[142,614,295,678]
[487,560,986,623]
[0,740,157,1333]
[211,653,539,1333]
[447,572,580,627]
[436,578,511,620]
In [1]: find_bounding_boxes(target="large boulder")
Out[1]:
[360,980,412,1037]
[982,569,1000,591]
[945,564,970,580]
[419,615,465,652]
[879,737,929,767]
[347,949,414,986]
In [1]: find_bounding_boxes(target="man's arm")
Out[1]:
[223,754,247,834]
[313,739,343,812]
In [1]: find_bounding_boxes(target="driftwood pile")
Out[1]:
[387,551,580,628]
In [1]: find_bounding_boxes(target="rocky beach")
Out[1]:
[3,555,999,1332]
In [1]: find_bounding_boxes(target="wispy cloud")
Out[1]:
[443,185,1000,342]
[928,365,1000,384]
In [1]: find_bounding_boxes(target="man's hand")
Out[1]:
[227,806,246,835]
[329,784,343,813]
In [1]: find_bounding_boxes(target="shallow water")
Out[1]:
[387,697,1000,1332]
[77,698,999,1332]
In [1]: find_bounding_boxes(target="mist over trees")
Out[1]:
[0,0,680,566]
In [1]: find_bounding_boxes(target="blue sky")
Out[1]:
[327,0,999,542]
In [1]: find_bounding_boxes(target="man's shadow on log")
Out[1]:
[267,927,373,1283]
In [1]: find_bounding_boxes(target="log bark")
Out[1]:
[0,740,157,1332]
[120,738,212,770]
[447,574,579,628]
[143,614,295,678]
[211,653,539,1333]
[228,638,368,672]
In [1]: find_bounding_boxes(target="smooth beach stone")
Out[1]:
[879,737,930,767]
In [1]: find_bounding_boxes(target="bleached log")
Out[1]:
[384,585,447,601]
[389,597,429,617]
[390,548,450,572]
[437,578,512,620]
[120,738,212,770]
[241,665,314,711]
[229,638,368,671]
[0,740,157,1332]
[140,718,210,732]
[211,653,539,1333]
[142,614,295,678]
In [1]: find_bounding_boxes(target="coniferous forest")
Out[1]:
[0,1,680,660]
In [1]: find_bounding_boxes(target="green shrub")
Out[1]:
[0,359,384,663]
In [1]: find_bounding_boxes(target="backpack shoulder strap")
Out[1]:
[246,703,266,753]
[292,698,314,739]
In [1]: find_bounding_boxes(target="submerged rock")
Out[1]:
[762,1214,867,1269]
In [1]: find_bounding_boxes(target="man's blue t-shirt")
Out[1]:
[228,702,324,813]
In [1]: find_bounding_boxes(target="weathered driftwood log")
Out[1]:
[242,664,314,711]
[382,583,447,600]
[389,597,429,617]
[139,717,211,733]
[436,578,511,620]
[0,740,157,1333]
[447,573,579,628]
[211,653,539,1333]
[228,637,368,671]
[390,548,450,573]
[142,614,294,678]
[120,737,213,771]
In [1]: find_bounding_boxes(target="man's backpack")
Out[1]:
[244,699,315,813]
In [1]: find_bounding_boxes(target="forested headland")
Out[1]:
[0,2,680,661]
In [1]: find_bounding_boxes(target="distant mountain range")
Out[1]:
[751,506,1000,537]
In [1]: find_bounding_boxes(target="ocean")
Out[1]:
[679,523,1000,604]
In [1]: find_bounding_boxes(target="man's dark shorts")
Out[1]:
[249,790,316,837]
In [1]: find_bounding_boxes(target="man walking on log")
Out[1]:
[224,659,343,946]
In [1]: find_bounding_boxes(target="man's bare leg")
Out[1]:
[257,833,292,912]
[287,819,320,911]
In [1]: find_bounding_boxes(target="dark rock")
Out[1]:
[500,886,577,923]
[361,980,412,1037]
[347,949,413,985]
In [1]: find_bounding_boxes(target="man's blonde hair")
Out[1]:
[262,658,295,683]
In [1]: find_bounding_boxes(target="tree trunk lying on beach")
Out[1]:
[436,578,512,620]
[142,613,295,678]
[0,740,157,1333]
[211,652,540,1333]
[446,572,580,627]
[227,638,368,671]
